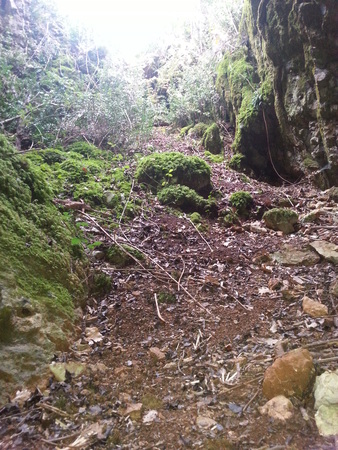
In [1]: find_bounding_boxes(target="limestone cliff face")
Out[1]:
[217,0,338,187]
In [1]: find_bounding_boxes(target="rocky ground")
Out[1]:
[0,128,337,449]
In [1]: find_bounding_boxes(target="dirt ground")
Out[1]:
[1,128,337,449]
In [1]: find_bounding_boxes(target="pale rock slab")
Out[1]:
[149,347,166,360]
[272,246,320,266]
[259,395,294,421]
[196,415,217,429]
[302,296,328,317]
[309,240,338,264]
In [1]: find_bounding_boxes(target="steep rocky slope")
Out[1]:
[217,0,337,187]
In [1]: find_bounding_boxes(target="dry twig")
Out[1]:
[154,293,167,323]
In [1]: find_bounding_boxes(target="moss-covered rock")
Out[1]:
[201,123,222,154]
[263,208,299,234]
[135,152,211,194]
[219,208,240,228]
[0,135,87,403]
[229,191,253,217]
[157,184,216,215]
[190,212,202,224]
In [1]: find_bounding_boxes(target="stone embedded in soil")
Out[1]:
[330,279,338,297]
[124,403,143,421]
[196,415,217,429]
[327,187,338,202]
[262,348,315,400]
[259,395,294,421]
[301,209,323,223]
[149,347,166,360]
[143,410,159,424]
[272,246,320,266]
[302,296,329,318]
[309,240,338,264]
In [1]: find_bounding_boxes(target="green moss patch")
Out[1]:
[189,122,209,138]
[135,152,211,193]
[26,142,135,218]
[229,153,245,170]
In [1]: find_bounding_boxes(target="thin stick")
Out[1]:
[219,376,263,394]
[185,216,213,252]
[154,294,167,323]
[39,403,70,417]
[119,179,135,226]
[177,257,185,292]
[243,388,260,412]
[313,356,338,364]
[40,431,81,444]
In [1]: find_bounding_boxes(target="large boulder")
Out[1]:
[0,135,86,404]
[262,348,315,400]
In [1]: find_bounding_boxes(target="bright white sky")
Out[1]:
[54,0,200,57]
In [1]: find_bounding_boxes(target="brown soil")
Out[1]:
[0,128,337,450]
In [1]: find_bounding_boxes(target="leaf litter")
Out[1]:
[0,128,337,449]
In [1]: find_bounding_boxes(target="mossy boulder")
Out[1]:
[190,212,202,224]
[135,152,211,194]
[201,123,222,154]
[157,185,216,215]
[263,208,299,234]
[229,191,253,217]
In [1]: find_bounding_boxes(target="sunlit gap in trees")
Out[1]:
[53,0,201,59]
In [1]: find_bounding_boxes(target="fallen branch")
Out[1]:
[154,293,167,323]
[243,387,260,412]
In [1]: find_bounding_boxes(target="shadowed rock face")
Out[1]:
[218,0,338,187]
